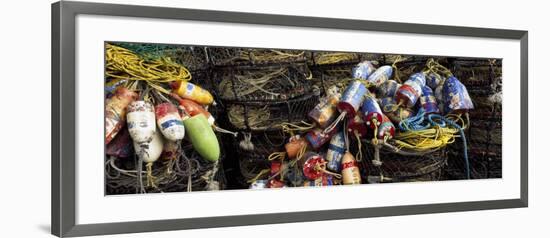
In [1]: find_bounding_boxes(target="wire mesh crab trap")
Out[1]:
[218,130,287,189]
[215,65,313,102]
[361,143,449,183]
[308,52,381,66]
[234,130,288,159]
[207,47,308,67]
[237,155,271,187]
[309,64,359,96]
[105,139,226,195]
[224,90,320,131]
[382,54,435,83]
[444,58,502,179]
[308,53,382,95]
[309,52,360,66]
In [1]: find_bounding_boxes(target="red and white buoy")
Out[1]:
[341,152,361,185]
[155,102,185,141]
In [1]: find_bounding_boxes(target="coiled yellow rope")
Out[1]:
[106,43,192,84]
[392,126,459,151]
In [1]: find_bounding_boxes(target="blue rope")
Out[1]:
[427,114,447,127]
[443,117,471,179]
[399,108,430,131]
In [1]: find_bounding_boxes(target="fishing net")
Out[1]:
[207,47,307,66]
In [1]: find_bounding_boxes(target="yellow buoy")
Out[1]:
[171,81,214,105]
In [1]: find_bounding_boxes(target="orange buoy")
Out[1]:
[171,93,215,125]
[285,136,308,159]
[105,87,138,144]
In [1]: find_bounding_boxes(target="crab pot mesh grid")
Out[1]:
[309,52,361,66]
[105,141,226,195]
[207,47,308,67]
[111,42,209,71]
[444,58,502,179]
[214,65,313,102]
[383,54,435,83]
[237,156,271,187]
[217,131,284,189]
[308,53,381,95]
[310,64,356,95]
[358,141,448,183]
[224,90,320,131]
[308,52,380,66]
[223,130,288,189]
[234,130,288,159]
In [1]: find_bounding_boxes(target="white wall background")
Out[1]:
[0,0,545,237]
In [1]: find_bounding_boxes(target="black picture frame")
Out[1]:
[52,1,528,237]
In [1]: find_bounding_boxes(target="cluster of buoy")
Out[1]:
[250,58,474,189]
[105,79,223,191]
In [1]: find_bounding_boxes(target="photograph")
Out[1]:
[104,42,503,195]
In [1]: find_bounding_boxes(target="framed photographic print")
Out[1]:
[52,1,528,237]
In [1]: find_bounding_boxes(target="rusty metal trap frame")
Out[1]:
[223,89,320,131]
[214,64,313,102]
[105,141,226,195]
[206,47,308,67]
[111,42,210,71]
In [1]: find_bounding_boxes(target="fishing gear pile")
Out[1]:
[247,57,478,188]
[104,43,229,194]
[103,42,502,192]
[207,48,319,186]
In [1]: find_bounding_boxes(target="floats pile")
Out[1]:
[104,43,231,194]
[249,58,475,188]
